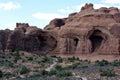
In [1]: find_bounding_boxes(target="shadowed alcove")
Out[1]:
[88,30,104,53]
[38,35,57,52]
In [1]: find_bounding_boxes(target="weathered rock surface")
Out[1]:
[5,23,57,53]
[1,3,120,55]
[44,3,120,55]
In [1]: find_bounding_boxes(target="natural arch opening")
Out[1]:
[89,30,104,52]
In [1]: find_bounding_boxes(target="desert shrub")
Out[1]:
[58,57,63,63]
[42,57,50,63]
[0,70,3,78]
[76,57,79,60]
[100,69,116,77]
[13,50,21,63]
[67,57,75,62]
[68,62,80,69]
[80,65,88,69]
[55,65,63,71]
[57,71,72,77]
[27,57,33,61]
[112,60,120,66]
[67,56,79,62]
[95,60,109,66]
[20,66,30,74]
[7,61,14,67]
[41,70,49,75]
[48,70,57,76]
[29,73,41,78]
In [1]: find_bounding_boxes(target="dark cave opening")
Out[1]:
[74,38,79,46]
[89,30,104,52]
[55,19,65,27]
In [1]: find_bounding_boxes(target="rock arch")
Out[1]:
[87,29,108,53]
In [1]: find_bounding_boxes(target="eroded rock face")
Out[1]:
[1,3,120,55]
[0,29,11,53]
[44,3,120,55]
[0,23,57,53]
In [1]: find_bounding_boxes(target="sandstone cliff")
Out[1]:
[1,3,120,55]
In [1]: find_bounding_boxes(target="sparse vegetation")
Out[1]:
[100,69,116,77]
[95,60,110,66]
[42,56,50,63]
[0,51,120,80]
[55,65,63,71]
[112,60,120,66]
[27,57,33,61]
[58,57,63,63]
[20,66,30,74]
[29,73,41,78]
[56,71,72,77]
[80,65,88,69]
[67,62,80,69]
[67,56,79,62]
[48,70,57,76]
[41,70,49,75]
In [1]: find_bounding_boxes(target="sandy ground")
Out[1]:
[50,53,120,62]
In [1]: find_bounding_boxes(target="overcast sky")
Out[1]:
[0,0,120,30]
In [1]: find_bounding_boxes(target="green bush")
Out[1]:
[100,69,116,77]
[67,56,79,62]
[58,57,63,63]
[27,57,33,61]
[29,73,41,78]
[48,70,57,76]
[55,65,63,71]
[57,71,72,77]
[20,66,30,74]
[68,62,80,69]
[0,70,3,78]
[42,57,50,63]
[95,60,109,66]
[81,65,88,69]
[112,60,120,66]
[13,50,21,63]
[67,57,74,62]
[41,70,49,75]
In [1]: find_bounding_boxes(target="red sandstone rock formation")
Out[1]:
[0,3,120,55]
[44,3,120,55]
